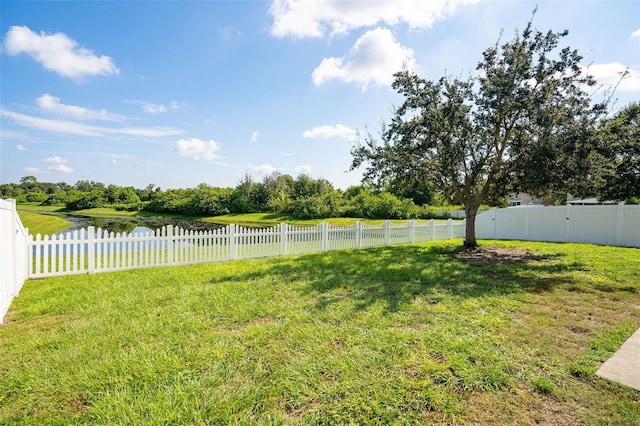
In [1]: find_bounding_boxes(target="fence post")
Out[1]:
[491,208,497,239]
[384,220,390,245]
[9,199,21,293]
[408,220,414,243]
[430,219,436,240]
[321,222,328,252]
[564,204,571,242]
[230,224,237,259]
[26,233,32,279]
[87,226,95,274]
[524,206,531,240]
[356,221,362,248]
[280,223,288,256]
[166,225,174,266]
[447,219,453,239]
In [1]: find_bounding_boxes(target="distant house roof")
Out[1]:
[567,197,618,205]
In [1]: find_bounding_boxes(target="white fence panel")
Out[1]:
[286,224,323,255]
[527,207,567,242]
[25,219,466,279]
[0,199,28,324]
[476,205,640,247]
[618,207,640,247]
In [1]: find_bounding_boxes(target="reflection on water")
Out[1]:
[58,215,224,235]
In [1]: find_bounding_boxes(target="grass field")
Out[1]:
[17,211,72,236]
[1,240,638,424]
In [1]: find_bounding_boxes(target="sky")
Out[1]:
[1,0,639,191]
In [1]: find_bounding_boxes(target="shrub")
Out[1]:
[65,191,106,210]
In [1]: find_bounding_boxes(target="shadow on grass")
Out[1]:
[209,242,577,313]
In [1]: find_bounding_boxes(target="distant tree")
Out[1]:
[189,184,232,216]
[19,175,37,187]
[105,185,141,205]
[598,102,640,201]
[136,183,158,202]
[262,172,294,212]
[291,174,333,200]
[351,12,608,248]
[74,180,105,193]
[231,174,265,213]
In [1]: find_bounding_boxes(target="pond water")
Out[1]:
[57,214,224,235]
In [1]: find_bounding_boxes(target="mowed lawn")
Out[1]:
[1,240,639,425]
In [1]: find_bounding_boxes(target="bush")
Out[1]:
[287,192,343,219]
[65,191,106,210]
[625,197,639,205]
[24,191,48,203]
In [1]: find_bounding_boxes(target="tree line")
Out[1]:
[0,173,472,220]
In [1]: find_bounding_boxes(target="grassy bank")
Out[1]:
[17,211,72,236]
[203,212,445,227]
[1,240,638,424]
[16,204,456,236]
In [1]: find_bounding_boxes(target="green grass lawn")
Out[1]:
[1,240,639,424]
[17,211,72,236]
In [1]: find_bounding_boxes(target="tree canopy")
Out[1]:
[350,13,609,248]
[598,102,640,202]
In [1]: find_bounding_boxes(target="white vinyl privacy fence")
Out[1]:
[476,205,640,247]
[0,199,29,324]
[28,220,464,278]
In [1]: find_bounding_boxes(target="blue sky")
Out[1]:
[1,0,639,190]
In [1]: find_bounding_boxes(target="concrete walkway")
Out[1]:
[596,327,640,391]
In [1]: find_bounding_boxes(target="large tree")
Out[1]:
[350,15,607,248]
[598,102,640,201]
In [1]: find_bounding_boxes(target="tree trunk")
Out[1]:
[464,203,480,249]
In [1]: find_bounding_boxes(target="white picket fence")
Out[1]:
[0,199,29,324]
[28,220,464,278]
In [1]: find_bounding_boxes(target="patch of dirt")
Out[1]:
[68,395,87,414]
[567,325,589,335]
[1,309,18,325]
[450,247,551,266]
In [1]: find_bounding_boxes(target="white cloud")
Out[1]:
[24,167,44,174]
[144,103,166,114]
[2,25,119,79]
[251,131,259,142]
[1,109,184,138]
[125,100,182,114]
[312,27,415,90]
[48,163,74,173]
[171,138,221,160]
[303,124,357,140]
[631,29,640,39]
[219,26,242,39]
[254,164,278,175]
[295,165,312,174]
[16,144,27,151]
[585,63,640,92]
[43,156,66,164]
[43,156,74,173]
[269,0,478,38]
[36,94,125,121]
